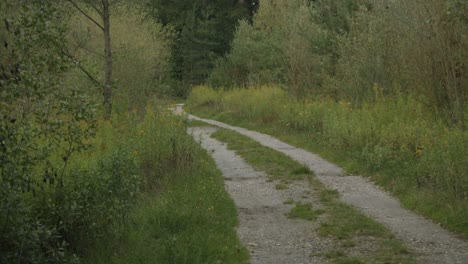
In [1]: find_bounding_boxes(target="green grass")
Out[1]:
[82,107,248,264]
[275,183,289,190]
[87,153,248,264]
[341,240,356,248]
[324,250,346,259]
[208,126,415,263]
[211,129,314,182]
[318,203,388,239]
[287,202,324,221]
[187,85,468,238]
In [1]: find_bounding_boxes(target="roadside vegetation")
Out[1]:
[188,86,468,237]
[210,128,415,263]
[85,112,248,264]
[187,0,467,238]
[1,1,247,263]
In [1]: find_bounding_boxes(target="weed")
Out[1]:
[288,202,324,221]
[319,203,389,239]
[324,250,346,259]
[320,189,340,204]
[275,183,288,190]
[341,240,356,248]
[291,166,312,175]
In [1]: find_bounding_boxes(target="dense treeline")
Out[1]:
[145,0,258,96]
[209,0,467,128]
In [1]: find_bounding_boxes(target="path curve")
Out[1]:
[177,104,468,264]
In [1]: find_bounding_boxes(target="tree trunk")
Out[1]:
[102,0,112,119]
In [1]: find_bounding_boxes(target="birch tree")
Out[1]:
[67,0,117,119]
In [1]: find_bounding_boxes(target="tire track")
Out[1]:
[178,104,468,264]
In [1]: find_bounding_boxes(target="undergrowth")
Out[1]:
[81,105,248,263]
[188,85,468,237]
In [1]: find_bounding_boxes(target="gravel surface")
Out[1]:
[178,104,468,264]
[189,126,333,263]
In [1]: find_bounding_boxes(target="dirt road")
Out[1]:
[178,104,468,264]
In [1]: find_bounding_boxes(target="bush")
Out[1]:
[58,148,140,248]
[67,4,173,110]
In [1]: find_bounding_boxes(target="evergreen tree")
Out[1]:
[147,0,256,94]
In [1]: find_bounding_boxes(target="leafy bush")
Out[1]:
[0,2,99,262]
[58,148,140,248]
[0,2,182,262]
[67,4,173,109]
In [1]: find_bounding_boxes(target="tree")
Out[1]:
[1,1,97,262]
[146,0,256,94]
[67,0,117,119]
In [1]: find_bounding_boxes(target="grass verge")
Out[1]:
[87,153,248,264]
[82,106,248,264]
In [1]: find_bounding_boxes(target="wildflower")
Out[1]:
[416,147,423,156]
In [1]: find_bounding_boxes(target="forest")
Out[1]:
[1,0,466,263]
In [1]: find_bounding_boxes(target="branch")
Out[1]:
[109,0,124,8]
[69,41,106,59]
[73,60,104,88]
[67,0,105,31]
[84,0,104,18]
[61,48,103,88]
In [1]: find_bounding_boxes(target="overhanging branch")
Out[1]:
[67,0,104,31]
[61,48,103,88]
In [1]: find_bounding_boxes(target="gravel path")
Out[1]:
[189,127,333,263]
[177,104,468,264]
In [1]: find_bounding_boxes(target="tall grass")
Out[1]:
[2,3,246,262]
[78,104,248,263]
[209,0,467,127]
[188,85,468,237]
[61,5,247,262]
